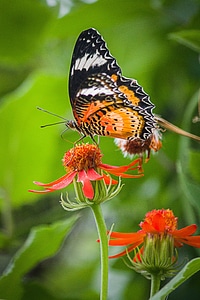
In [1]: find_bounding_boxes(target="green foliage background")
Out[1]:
[0,0,200,299]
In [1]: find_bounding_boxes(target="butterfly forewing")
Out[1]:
[69,28,121,101]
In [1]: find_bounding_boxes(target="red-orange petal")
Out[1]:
[140,221,158,233]
[173,225,197,237]
[109,243,142,259]
[109,238,143,246]
[175,236,200,248]
[151,213,166,232]
[108,231,145,246]
[112,172,143,178]
[33,171,77,187]
[133,246,144,262]
[109,231,144,239]
[29,172,77,193]
[77,170,94,199]
[28,188,54,194]
[87,168,103,180]
[102,174,118,185]
[99,158,141,173]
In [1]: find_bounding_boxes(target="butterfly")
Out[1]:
[67,28,162,157]
[36,27,198,161]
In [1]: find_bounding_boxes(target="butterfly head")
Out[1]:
[65,120,79,131]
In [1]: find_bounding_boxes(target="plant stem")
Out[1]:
[150,274,161,298]
[91,204,108,300]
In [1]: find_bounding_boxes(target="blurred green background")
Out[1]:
[0,0,200,299]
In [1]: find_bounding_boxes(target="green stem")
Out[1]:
[150,274,161,298]
[91,204,108,300]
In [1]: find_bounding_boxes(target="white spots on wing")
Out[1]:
[72,51,107,74]
[82,38,91,43]
[77,86,114,97]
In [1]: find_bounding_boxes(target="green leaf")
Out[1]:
[169,30,200,53]
[177,91,200,220]
[0,0,53,97]
[0,0,53,64]
[189,151,200,182]
[150,258,200,300]
[0,73,71,208]
[178,161,200,211]
[0,216,78,300]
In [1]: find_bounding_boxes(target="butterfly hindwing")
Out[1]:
[115,75,156,139]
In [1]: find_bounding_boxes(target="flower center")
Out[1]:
[162,209,177,232]
[141,209,178,233]
[63,143,102,172]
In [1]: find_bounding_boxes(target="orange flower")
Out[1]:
[109,209,200,259]
[29,143,143,200]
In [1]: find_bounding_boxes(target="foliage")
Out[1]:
[0,0,200,299]
[150,258,200,300]
[0,217,78,300]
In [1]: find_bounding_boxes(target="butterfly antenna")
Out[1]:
[37,106,67,121]
[41,121,66,128]
[155,115,200,142]
[37,106,68,128]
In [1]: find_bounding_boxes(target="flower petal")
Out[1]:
[100,158,141,173]
[151,213,166,232]
[140,221,158,233]
[29,172,77,193]
[133,246,144,262]
[176,236,200,248]
[87,168,103,181]
[109,243,142,259]
[99,160,143,178]
[173,225,200,248]
[28,188,54,194]
[103,174,118,185]
[109,231,144,239]
[109,238,143,246]
[112,173,143,178]
[173,225,197,237]
[77,170,94,199]
[108,231,145,246]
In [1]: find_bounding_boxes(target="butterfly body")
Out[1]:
[68,28,161,154]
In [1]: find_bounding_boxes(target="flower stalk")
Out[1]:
[150,274,161,297]
[91,204,108,300]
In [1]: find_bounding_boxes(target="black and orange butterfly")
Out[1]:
[41,28,200,158]
[67,28,162,156]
